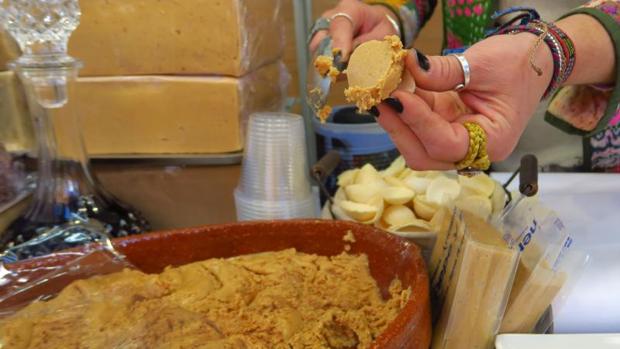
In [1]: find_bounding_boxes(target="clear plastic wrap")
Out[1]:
[499,198,589,334]
[64,0,283,77]
[430,208,519,349]
[0,237,133,320]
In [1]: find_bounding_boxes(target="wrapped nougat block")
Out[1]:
[499,200,585,333]
[68,0,283,77]
[0,29,19,71]
[500,258,566,333]
[430,210,518,349]
[51,61,288,156]
[0,71,34,153]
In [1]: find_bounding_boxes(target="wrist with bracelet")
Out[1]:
[486,7,576,100]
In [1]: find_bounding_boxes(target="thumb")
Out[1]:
[405,50,468,92]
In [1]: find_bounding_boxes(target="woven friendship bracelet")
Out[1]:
[487,8,576,100]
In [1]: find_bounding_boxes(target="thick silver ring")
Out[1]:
[452,53,471,91]
[330,12,355,27]
[307,17,331,44]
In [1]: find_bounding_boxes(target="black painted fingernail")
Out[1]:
[416,50,430,72]
[369,106,380,117]
[384,97,404,113]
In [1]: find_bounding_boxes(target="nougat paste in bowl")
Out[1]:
[0,248,410,349]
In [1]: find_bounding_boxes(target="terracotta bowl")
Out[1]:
[5,220,432,348]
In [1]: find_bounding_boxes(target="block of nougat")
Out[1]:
[0,30,19,71]
[0,71,34,153]
[68,0,283,77]
[500,258,566,333]
[52,62,287,156]
[430,210,518,349]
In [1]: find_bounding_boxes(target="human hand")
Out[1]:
[309,0,399,60]
[375,33,554,170]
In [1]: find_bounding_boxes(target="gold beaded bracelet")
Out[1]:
[455,122,491,172]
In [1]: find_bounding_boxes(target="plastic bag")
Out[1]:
[499,197,589,334]
[0,233,133,319]
[430,208,519,349]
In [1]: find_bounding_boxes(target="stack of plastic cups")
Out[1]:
[235,112,319,221]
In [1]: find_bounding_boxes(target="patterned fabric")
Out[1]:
[403,0,437,29]
[545,0,620,172]
[442,0,495,50]
[584,0,620,20]
[589,124,620,171]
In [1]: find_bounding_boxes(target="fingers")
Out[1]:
[309,31,328,54]
[376,104,455,171]
[330,15,356,60]
[405,50,469,92]
[383,90,470,163]
[352,22,397,48]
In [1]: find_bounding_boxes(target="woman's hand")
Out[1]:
[309,0,399,60]
[376,33,554,170]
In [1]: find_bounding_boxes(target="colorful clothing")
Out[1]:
[397,0,620,172]
[546,1,620,172]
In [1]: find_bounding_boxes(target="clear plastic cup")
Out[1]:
[234,188,319,221]
[238,112,311,201]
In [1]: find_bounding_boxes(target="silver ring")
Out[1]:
[330,12,355,27]
[452,53,471,91]
[307,17,331,44]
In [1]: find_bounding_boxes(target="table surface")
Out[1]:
[492,173,620,333]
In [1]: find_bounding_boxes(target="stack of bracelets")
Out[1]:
[487,7,576,100]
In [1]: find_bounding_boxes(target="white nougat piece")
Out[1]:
[413,195,438,221]
[383,186,415,205]
[456,195,492,221]
[344,183,382,204]
[426,176,461,205]
[337,169,359,187]
[382,205,416,228]
[459,174,496,198]
[403,174,433,195]
[355,163,383,185]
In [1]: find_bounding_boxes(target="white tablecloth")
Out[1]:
[493,173,620,333]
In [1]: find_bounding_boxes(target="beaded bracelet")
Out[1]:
[487,8,576,100]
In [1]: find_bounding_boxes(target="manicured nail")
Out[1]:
[416,50,430,72]
[369,106,380,117]
[384,97,404,113]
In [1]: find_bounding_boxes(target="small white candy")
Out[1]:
[356,163,382,185]
[426,176,461,205]
[456,195,493,220]
[381,156,406,178]
[383,205,417,228]
[403,174,433,195]
[337,169,359,187]
[413,195,439,221]
[339,200,379,222]
[383,187,415,205]
[458,173,496,197]
[345,183,382,204]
